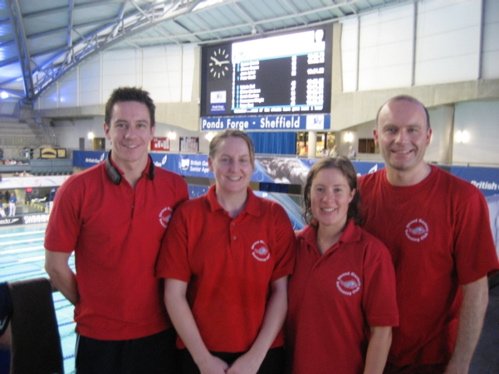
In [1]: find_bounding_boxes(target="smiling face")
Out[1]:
[208,135,254,197]
[104,101,155,169]
[374,98,432,174]
[309,168,355,230]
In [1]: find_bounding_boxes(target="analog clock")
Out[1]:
[208,47,231,79]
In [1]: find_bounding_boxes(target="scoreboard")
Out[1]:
[201,25,332,117]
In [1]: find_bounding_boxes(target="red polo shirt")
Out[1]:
[156,186,295,352]
[287,220,399,374]
[45,159,188,340]
[359,166,499,366]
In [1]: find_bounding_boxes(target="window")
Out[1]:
[358,138,376,154]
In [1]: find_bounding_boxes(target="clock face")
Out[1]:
[208,47,231,79]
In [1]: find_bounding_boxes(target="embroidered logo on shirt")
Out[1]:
[336,272,361,296]
[251,240,271,262]
[405,218,429,242]
[158,207,173,228]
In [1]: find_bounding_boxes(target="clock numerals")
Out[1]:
[209,47,231,79]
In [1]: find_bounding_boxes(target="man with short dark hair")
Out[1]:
[45,87,188,373]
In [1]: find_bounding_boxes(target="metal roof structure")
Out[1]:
[0,0,406,106]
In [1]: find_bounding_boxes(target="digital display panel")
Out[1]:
[201,25,332,116]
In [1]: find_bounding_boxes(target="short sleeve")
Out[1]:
[362,235,399,327]
[270,203,296,281]
[454,190,499,284]
[155,205,191,281]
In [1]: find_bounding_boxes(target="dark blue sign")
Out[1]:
[200,114,330,132]
[73,150,106,168]
[449,165,499,197]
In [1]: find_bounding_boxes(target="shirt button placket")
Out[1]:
[230,221,237,241]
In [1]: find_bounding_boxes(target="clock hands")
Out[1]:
[210,56,220,66]
[209,49,230,78]
[210,55,230,66]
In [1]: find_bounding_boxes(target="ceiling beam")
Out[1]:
[277,0,308,26]
[6,0,35,101]
[32,0,198,97]
[232,2,264,34]
[0,55,20,68]
[23,16,123,41]
[67,0,74,48]
[22,0,112,19]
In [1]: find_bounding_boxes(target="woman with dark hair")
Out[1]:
[286,157,398,374]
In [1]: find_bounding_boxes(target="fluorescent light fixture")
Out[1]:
[204,132,216,142]
[192,0,224,12]
[455,130,470,144]
[343,131,354,144]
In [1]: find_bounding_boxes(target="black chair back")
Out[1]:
[8,278,63,374]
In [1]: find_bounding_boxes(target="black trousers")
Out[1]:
[180,347,285,374]
[384,362,447,374]
[75,328,179,374]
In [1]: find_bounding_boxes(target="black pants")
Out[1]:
[76,329,179,374]
[384,362,447,374]
[180,347,285,374]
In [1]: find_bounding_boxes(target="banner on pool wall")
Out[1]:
[72,151,499,195]
[71,151,499,254]
[449,165,499,197]
[0,214,50,227]
[72,150,106,168]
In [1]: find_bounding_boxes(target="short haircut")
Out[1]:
[104,87,156,126]
[376,94,431,129]
[208,130,256,167]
